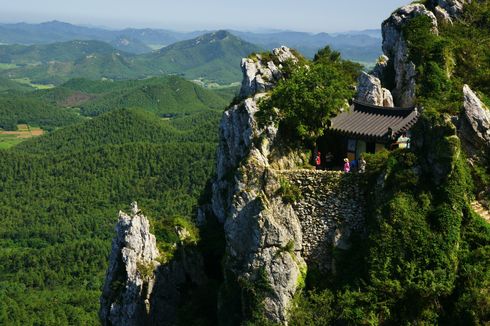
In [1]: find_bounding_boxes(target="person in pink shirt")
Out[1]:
[343,158,350,173]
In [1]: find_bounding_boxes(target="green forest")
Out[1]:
[0,75,234,133]
[0,109,222,325]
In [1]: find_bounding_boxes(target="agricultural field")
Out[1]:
[0,63,18,70]
[0,124,44,149]
[13,77,55,90]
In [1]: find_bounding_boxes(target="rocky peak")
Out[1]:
[99,202,160,326]
[381,4,438,107]
[239,46,298,99]
[428,0,468,22]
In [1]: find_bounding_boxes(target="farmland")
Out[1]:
[0,124,44,149]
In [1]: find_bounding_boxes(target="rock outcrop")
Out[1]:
[428,0,468,22]
[458,85,490,159]
[239,46,298,99]
[100,202,160,326]
[356,71,394,107]
[212,47,367,324]
[382,4,438,107]
[100,203,206,326]
[213,94,306,322]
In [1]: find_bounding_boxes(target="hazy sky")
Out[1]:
[0,0,410,33]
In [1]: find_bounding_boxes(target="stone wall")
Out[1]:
[277,170,365,271]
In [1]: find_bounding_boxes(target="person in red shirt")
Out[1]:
[316,151,321,170]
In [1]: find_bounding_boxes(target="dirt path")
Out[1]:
[471,201,490,223]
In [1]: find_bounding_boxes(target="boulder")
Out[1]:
[372,55,389,81]
[434,5,453,23]
[356,71,394,107]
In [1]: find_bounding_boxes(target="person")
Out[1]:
[395,132,411,149]
[358,156,366,173]
[316,151,322,170]
[343,158,350,173]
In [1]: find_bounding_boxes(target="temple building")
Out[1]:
[318,100,420,168]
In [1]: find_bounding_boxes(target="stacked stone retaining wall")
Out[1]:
[277,170,365,271]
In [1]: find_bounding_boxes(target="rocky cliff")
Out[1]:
[356,3,442,108]
[100,202,161,326]
[100,203,205,326]
[212,47,367,324]
[380,4,438,107]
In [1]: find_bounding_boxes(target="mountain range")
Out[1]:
[0,20,382,62]
[0,32,260,85]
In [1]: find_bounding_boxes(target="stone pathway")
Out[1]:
[471,201,490,223]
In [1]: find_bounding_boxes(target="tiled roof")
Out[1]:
[328,100,419,141]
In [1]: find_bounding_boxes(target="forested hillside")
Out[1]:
[0,32,261,85]
[0,92,83,131]
[136,31,261,84]
[0,108,221,324]
[0,75,232,136]
[72,76,229,116]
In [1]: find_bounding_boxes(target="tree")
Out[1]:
[257,46,360,143]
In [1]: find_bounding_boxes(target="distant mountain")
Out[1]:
[0,24,381,85]
[0,21,381,62]
[0,40,131,64]
[0,31,261,85]
[0,74,230,132]
[0,41,141,84]
[332,29,382,39]
[109,36,152,54]
[136,31,262,84]
[233,30,382,62]
[0,21,198,53]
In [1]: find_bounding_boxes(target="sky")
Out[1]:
[0,0,410,33]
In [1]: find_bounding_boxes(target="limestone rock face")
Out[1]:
[213,47,308,323]
[100,202,160,326]
[356,71,394,107]
[213,47,367,324]
[458,85,490,158]
[213,93,304,323]
[212,95,275,223]
[382,4,438,107]
[239,46,298,99]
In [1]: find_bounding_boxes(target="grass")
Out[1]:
[0,63,18,70]
[147,44,167,50]
[0,124,44,149]
[12,78,55,90]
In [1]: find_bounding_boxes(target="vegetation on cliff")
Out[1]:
[258,46,361,142]
[404,1,490,113]
[287,2,490,324]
